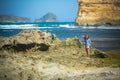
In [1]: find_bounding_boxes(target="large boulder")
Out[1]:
[0,30,51,51]
[0,30,51,47]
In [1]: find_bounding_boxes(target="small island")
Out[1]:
[35,13,58,22]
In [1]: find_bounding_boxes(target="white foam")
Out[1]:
[0,24,120,30]
[0,24,60,29]
[0,24,36,29]
[81,26,120,29]
[59,24,77,28]
[59,24,69,28]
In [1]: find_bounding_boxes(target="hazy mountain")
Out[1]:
[35,13,58,22]
[0,15,30,23]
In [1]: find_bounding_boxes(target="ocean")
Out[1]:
[0,22,120,51]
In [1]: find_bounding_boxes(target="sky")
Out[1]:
[0,0,78,22]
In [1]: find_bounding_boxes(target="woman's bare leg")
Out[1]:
[86,48,90,57]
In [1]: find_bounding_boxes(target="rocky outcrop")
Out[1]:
[0,30,120,80]
[0,15,30,23]
[76,0,120,26]
[0,30,51,45]
[35,13,58,22]
[0,30,52,51]
[0,30,107,58]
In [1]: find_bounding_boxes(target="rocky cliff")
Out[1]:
[0,15,30,23]
[35,13,58,22]
[76,0,120,26]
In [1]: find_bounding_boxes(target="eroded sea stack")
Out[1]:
[76,0,120,26]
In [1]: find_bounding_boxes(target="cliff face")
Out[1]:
[76,0,120,26]
[0,15,30,23]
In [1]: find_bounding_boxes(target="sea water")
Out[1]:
[0,22,120,51]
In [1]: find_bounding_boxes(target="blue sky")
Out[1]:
[0,0,78,22]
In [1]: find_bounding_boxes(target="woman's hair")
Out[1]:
[84,34,89,40]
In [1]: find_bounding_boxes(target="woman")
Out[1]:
[84,34,91,57]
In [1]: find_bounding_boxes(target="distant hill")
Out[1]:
[35,13,58,22]
[0,15,30,23]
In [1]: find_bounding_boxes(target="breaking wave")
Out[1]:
[0,24,60,29]
[81,26,120,29]
[0,24,36,29]
[0,23,120,30]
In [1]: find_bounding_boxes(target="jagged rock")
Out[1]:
[76,0,120,26]
[0,30,51,47]
[0,30,120,80]
[0,30,51,51]
[94,49,107,58]
[61,37,83,48]
[0,29,106,58]
[51,34,61,43]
